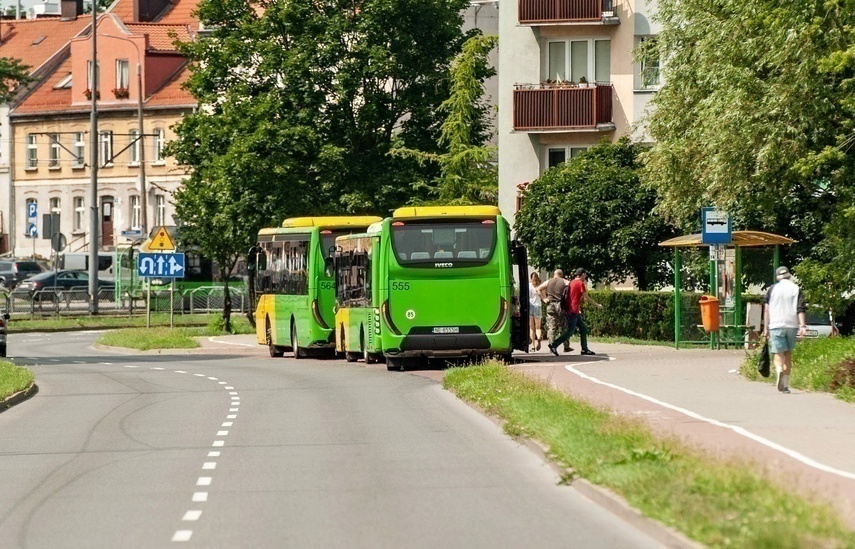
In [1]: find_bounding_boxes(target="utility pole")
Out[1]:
[88,1,99,314]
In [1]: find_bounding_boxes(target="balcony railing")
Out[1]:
[519,0,615,24]
[513,83,614,131]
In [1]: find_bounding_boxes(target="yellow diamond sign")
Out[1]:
[150,226,175,251]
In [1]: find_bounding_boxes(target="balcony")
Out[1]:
[518,0,618,25]
[513,83,615,132]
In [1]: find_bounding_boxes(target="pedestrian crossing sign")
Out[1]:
[151,226,175,251]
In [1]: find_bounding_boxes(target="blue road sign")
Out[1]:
[701,207,732,245]
[27,202,37,220]
[137,252,185,278]
[27,223,37,238]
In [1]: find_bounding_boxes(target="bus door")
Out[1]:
[511,240,530,353]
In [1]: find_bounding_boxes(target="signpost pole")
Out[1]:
[146,278,151,328]
[170,278,174,329]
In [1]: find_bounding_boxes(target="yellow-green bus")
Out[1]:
[249,216,381,358]
[333,206,530,370]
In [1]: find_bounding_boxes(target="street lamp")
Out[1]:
[89,3,99,314]
[100,33,148,240]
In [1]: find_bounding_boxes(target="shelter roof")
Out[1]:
[659,231,796,248]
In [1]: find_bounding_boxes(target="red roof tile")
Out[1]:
[125,23,191,51]
[109,0,201,30]
[145,64,194,106]
[0,18,89,75]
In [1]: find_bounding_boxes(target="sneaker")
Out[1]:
[782,388,791,394]
[547,345,559,357]
[535,340,541,351]
[580,350,596,356]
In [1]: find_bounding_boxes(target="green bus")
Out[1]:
[248,216,382,358]
[332,206,530,370]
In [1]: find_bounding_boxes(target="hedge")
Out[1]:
[582,290,693,342]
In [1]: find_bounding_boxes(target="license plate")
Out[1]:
[432,327,459,334]
[804,329,818,337]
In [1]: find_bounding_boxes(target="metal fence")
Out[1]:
[3,285,248,319]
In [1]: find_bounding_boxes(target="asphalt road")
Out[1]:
[0,331,662,548]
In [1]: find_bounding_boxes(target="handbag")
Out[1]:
[757,340,771,378]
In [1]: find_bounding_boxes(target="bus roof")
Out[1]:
[280,216,382,229]
[391,206,502,220]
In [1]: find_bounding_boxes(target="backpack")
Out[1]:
[560,283,570,313]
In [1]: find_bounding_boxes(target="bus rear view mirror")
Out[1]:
[324,257,334,278]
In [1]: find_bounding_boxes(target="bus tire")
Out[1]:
[266,319,284,358]
[361,330,377,364]
[292,322,306,359]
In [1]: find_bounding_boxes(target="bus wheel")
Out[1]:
[361,330,377,364]
[291,322,306,359]
[266,319,284,358]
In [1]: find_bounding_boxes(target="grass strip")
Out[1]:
[9,314,255,335]
[0,361,35,401]
[97,327,205,350]
[444,362,855,548]
[740,336,855,402]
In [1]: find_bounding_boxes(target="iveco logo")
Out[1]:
[434,262,453,268]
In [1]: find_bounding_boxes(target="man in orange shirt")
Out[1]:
[548,268,603,356]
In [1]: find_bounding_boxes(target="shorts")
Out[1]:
[769,328,797,354]
[530,302,542,318]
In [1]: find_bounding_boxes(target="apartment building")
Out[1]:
[5,0,199,258]
[497,0,661,226]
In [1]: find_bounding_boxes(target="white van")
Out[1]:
[58,252,116,279]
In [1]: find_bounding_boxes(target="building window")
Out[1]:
[153,129,165,163]
[50,197,61,216]
[116,59,130,90]
[87,60,100,92]
[49,134,61,168]
[636,36,661,90]
[130,195,141,229]
[73,132,85,167]
[99,130,113,167]
[545,39,611,83]
[26,134,38,169]
[74,197,85,232]
[25,199,37,236]
[129,128,140,165]
[545,146,590,170]
[155,195,166,226]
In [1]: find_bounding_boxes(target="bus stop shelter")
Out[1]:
[659,231,796,349]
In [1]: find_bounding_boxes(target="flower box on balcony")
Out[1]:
[112,87,130,99]
[83,89,100,100]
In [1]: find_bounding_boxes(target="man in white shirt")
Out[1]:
[764,266,807,394]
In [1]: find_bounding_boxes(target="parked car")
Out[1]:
[0,260,44,290]
[803,307,839,338]
[16,270,115,301]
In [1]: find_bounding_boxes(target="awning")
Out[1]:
[659,231,796,248]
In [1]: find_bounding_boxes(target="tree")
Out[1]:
[0,57,32,103]
[393,34,498,205]
[514,138,678,290]
[169,0,472,327]
[641,0,855,299]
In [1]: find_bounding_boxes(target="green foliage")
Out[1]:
[97,327,202,350]
[643,0,855,304]
[444,362,855,547]
[0,57,32,104]
[583,290,685,341]
[392,34,498,205]
[0,362,34,401]
[514,139,678,289]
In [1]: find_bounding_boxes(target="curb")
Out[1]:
[0,382,39,413]
[454,396,702,549]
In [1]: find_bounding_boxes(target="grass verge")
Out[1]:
[96,316,254,351]
[0,361,34,401]
[740,336,855,402]
[10,313,255,335]
[444,362,855,548]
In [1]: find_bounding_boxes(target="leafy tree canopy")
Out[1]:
[514,138,678,290]
[0,57,32,104]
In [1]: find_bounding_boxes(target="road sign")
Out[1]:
[27,202,37,220]
[51,232,67,252]
[121,229,143,238]
[137,252,185,278]
[150,226,175,251]
[701,207,731,245]
[26,223,37,238]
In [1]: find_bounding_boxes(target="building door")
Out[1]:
[101,196,114,247]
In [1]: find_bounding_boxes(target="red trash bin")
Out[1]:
[699,295,720,332]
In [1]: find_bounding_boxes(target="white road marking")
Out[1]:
[100,362,113,365]
[207,336,256,347]
[192,492,208,502]
[225,386,234,390]
[230,397,240,401]
[216,431,229,436]
[203,462,216,470]
[124,365,138,368]
[227,415,237,419]
[208,451,221,457]
[152,367,165,371]
[222,422,233,427]
[197,477,212,486]
[172,530,193,542]
[193,374,205,377]
[182,510,202,521]
[229,391,238,395]
[565,365,855,481]
[212,441,224,447]
[175,370,187,374]
[208,377,218,380]
[218,381,227,385]
[229,408,239,412]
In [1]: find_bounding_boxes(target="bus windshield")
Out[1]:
[321,230,352,260]
[390,219,497,267]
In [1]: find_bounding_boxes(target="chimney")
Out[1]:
[60,0,83,20]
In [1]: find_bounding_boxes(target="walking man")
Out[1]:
[537,269,572,352]
[549,268,603,356]
[764,266,806,394]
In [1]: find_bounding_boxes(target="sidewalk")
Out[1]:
[512,341,855,528]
